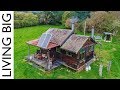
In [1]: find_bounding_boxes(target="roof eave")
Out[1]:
[60,47,77,54]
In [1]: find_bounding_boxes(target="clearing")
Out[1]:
[14,25,120,79]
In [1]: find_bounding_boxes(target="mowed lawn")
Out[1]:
[14,25,120,79]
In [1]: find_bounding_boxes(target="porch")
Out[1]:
[26,54,61,71]
[26,39,60,71]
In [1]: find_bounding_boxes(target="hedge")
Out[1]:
[14,12,39,28]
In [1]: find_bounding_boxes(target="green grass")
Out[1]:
[15,25,120,79]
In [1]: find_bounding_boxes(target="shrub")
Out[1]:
[53,11,64,24]
[62,11,75,26]
[14,12,39,28]
[85,11,108,32]
[62,11,90,30]
[38,11,63,25]
[65,18,79,29]
[83,11,120,33]
[65,18,71,28]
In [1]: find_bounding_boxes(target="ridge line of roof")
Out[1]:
[48,28,72,31]
[72,34,90,38]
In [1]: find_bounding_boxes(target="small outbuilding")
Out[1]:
[103,32,112,42]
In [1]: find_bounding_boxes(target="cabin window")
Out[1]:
[66,51,73,57]
[85,47,88,52]
[80,48,85,54]
[61,49,66,54]
[77,53,80,59]
[72,53,76,58]
[56,48,61,53]
[80,52,85,60]
[80,48,85,60]
[89,45,94,52]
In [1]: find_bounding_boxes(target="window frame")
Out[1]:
[79,48,85,60]
[56,48,61,53]
[66,51,73,57]
[89,45,94,52]
[80,48,85,54]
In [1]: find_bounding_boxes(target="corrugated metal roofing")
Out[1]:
[61,34,92,54]
[27,28,73,49]
[47,28,73,45]
[27,39,58,49]
[27,39,38,46]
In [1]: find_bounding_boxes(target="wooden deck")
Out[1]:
[26,55,61,71]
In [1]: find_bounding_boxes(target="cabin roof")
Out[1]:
[61,34,96,54]
[27,28,72,49]
[47,28,72,45]
[26,39,59,49]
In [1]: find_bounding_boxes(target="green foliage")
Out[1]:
[14,12,39,28]
[14,25,120,79]
[74,11,90,21]
[65,18,79,29]
[83,11,120,33]
[62,11,75,26]
[14,11,90,29]
[38,11,63,25]
[53,11,64,24]
[62,11,90,29]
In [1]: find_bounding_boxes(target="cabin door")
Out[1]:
[85,48,90,62]
[106,35,110,41]
[50,48,56,62]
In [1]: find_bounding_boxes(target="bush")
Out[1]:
[53,11,64,24]
[38,11,63,25]
[83,11,120,33]
[65,18,79,29]
[62,11,90,30]
[62,11,75,26]
[85,11,108,32]
[14,12,39,28]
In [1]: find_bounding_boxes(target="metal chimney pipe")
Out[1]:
[91,26,94,39]
[72,22,74,32]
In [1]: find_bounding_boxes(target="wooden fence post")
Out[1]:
[107,61,112,74]
[99,64,103,77]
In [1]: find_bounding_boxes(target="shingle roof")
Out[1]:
[47,28,73,46]
[61,34,94,54]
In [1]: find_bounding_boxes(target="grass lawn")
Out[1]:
[14,25,120,79]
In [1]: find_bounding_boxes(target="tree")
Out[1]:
[62,11,76,26]
[53,11,64,24]
[81,11,120,33]
[38,11,63,25]
[62,11,90,29]
[14,12,39,28]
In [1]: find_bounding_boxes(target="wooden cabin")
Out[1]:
[26,27,97,71]
[26,28,73,70]
[60,34,96,70]
[26,18,98,71]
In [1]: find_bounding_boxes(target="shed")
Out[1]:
[103,32,112,42]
